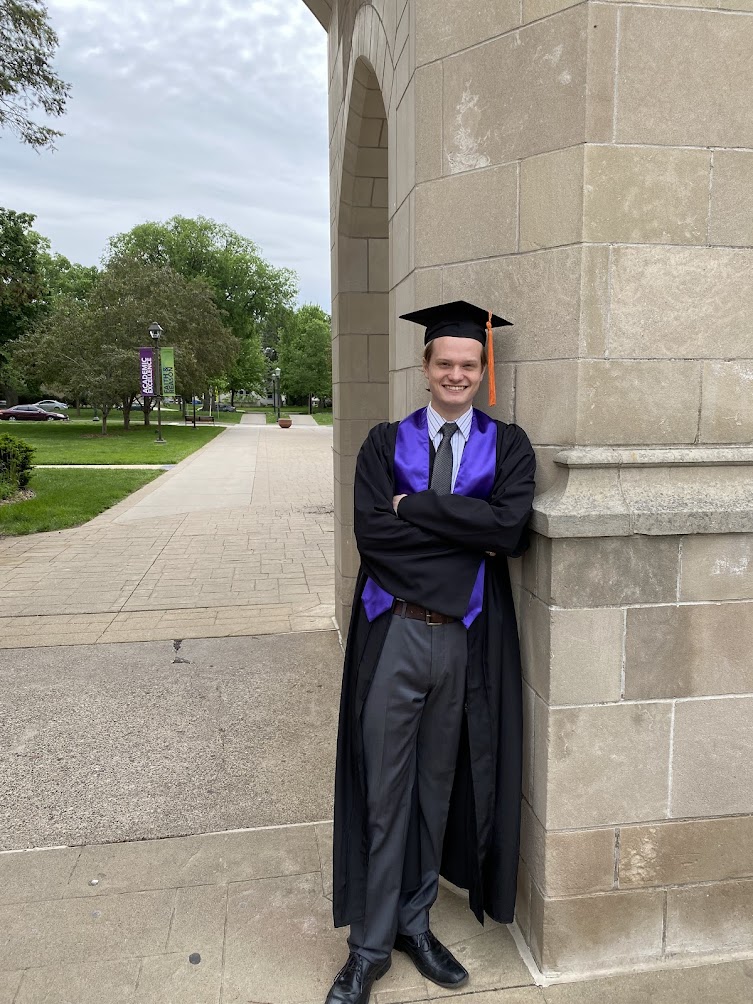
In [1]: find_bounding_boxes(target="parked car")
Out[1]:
[0,405,69,422]
[34,399,69,411]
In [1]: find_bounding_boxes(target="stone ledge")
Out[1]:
[532,446,753,538]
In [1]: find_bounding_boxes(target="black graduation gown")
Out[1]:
[332,415,536,929]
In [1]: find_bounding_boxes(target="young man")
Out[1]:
[326,301,536,1004]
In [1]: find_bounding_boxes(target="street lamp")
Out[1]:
[274,366,281,421]
[148,322,165,444]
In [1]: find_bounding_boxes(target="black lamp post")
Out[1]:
[274,366,281,421]
[148,322,165,444]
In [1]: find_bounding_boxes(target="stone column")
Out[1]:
[304,0,753,977]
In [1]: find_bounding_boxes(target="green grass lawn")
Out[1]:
[65,405,246,426]
[0,412,225,465]
[0,468,162,535]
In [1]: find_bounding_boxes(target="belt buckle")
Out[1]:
[425,610,442,626]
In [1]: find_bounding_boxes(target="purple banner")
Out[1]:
[139,347,155,396]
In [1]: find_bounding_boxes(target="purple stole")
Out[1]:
[362,407,497,628]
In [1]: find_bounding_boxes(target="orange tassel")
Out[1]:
[486,310,496,408]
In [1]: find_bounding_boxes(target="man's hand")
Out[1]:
[393,494,407,513]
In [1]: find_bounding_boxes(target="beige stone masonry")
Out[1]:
[700,362,753,444]
[533,448,753,538]
[441,6,588,170]
[578,360,700,445]
[544,536,680,607]
[625,603,753,700]
[671,696,753,818]
[584,5,618,140]
[530,885,665,974]
[619,817,753,889]
[415,164,518,267]
[380,349,724,471]
[520,146,584,252]
[584,147,710,246]
[609,247,753,361]
[521,597,624,704]
[710,151,753,247]
[521,801,616,897]
[519,145,711,250]
[415,0,519,66]
[533,701,673,828]
[524,0,581,26]
[415,61,442,183]
[667,880,753,958]
[680,534,753,602]
[616,9,753,148]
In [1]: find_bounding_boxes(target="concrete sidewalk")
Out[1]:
[0,824,748,1004]
[0,424,335,647]
[0,632,341,850]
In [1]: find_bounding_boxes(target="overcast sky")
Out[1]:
[3,0,331,308]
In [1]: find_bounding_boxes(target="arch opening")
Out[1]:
[333,58,390,632]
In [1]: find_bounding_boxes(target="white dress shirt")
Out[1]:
[426,403,473,493]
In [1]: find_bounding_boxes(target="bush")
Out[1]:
[0,434,35,491]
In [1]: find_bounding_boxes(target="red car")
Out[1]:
[0,404,69,422]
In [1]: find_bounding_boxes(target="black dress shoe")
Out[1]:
[325,952,391,1004]
[394,931,468,989]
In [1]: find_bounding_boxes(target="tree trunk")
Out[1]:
[101,408,109,435]
[143,399,152,426]
[203,389,210,411]
[122,398,131,431]
[231,388,235,406]
[76,399,81,417]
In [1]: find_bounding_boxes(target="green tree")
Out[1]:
[106,216,297,406]
[0,0,71,151]
[106,216,297,342]
[11,260,239,433]
[225,336,266,405]
[0,207,46,400]
[38,250,99,305]
[279,304,332,409]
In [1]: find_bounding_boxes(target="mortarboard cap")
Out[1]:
[399,299,512,407]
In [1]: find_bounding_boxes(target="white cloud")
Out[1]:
[2,0,331,307]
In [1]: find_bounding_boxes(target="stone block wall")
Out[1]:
[304,0,753,978]
[515,526,753,974]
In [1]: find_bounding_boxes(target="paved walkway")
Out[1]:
[0,424,335,648]
[0,824,747,1004]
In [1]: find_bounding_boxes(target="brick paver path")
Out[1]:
[0,425,335,648]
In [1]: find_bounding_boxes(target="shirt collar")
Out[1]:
[426,403,473,442]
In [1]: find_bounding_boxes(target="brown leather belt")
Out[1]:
[392,598,456,626]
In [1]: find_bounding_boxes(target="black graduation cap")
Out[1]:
[399,299,511,346]
[399,299,512,406]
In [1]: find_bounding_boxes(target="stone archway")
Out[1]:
[332,57,389,633]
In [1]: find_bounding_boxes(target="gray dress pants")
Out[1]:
[348,612,468,963]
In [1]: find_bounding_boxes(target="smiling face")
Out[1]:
[422,335,486,419]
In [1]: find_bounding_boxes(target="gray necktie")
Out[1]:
[430,422,458,496]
